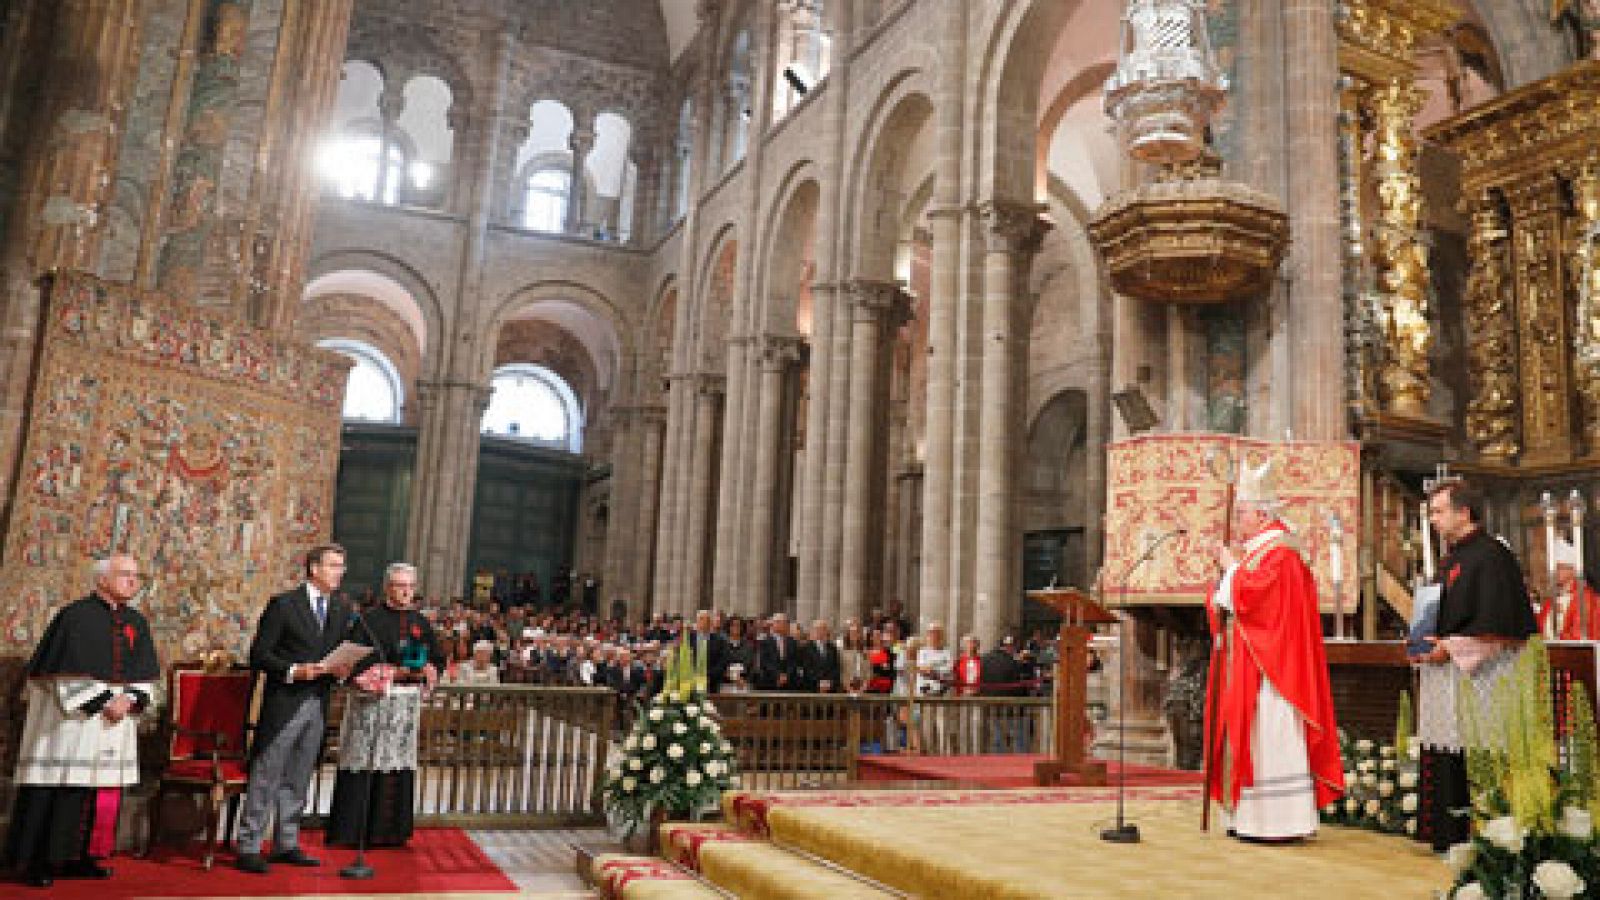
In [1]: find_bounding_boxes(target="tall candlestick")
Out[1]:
[1572,490,1588,638]
[1544,491,1559,596]
[1330,512,1344,640]
[1420,500,1435,581]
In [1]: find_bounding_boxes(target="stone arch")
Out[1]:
[640,278,680,399]
[842,70,934,279]
[304,250,442,373]
[694,226,740,372]
[1021,389,1090,590]
[1460,0,1571,88]
[343,22,475,117]
[976,0,1077,204]
[757,162,821,335]
[483,280,632,397]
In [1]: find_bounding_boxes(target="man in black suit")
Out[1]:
[685,609,730,693]
[236,545,355,874]
[754,614,800,691]
[798,619,841,692]
[981,637,1027,752]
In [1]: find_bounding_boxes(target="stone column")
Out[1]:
[709,335,751,609]
[972,201,1047,645]
[682,374,725,612]
[1283,0,1345,439]
[653,375,694,612]
[794,283,837,626]
[632,404,667,617]
[839,279,910,624]
[0,0,146,519]
[566,125,594,236]
[745,334,803,615]
[818,281,854,625]
[407,381,492,599]
[374,84,404,202]
[247,0,358,326]
[600,404,639,614]
[919,0,967,631]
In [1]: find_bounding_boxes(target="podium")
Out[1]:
[1028,588,1118,786]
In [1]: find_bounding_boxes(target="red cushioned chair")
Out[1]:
[142,659,259,869]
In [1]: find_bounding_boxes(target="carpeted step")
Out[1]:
[660,822,895,898]
[590,852,724,899]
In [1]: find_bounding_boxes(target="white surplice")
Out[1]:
[13,677,153,787]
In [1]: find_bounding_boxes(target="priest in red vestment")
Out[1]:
[1204,460,1344,842]
[1537,539,1600,640]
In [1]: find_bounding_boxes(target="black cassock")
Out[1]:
[4,595,158,875]
[325,604,442,847]
[1419,528,1537,852]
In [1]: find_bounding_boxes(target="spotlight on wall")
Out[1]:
[783,65,811,96]
[1111,385,1160,434]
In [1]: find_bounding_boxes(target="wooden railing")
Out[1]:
[311,685,615,827]
[294,687,1054,825]
[709,693,1055,791]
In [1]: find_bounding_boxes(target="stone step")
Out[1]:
[661,821,898,899]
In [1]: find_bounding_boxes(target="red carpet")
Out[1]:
[856,753,1205,789]
[40,828,517,898]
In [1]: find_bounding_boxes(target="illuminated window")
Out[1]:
[481,364,583,452]
[318,339,403,423]
[524,169,570,233]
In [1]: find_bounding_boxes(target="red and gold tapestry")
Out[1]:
[0,272,349,665]
[1104,434,1360,609]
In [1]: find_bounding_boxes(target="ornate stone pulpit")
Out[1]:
[1028,587,1118,786]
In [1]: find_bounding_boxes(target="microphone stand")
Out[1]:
[341,607,389,881]
[1101,527,1186,845]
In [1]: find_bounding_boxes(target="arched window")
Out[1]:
[773,1,831,121]
[318,339,404,424]
[724,29,752,170]
[512,100,575,230]
[524,169,571,233]
[584,112,635,242]
[395,75,455,208]
[481,364,584,453]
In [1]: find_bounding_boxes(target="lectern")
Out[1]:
[1028,587,1118,786]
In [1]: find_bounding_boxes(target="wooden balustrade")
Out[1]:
[311,685,615,827]
[708,693,1055,791]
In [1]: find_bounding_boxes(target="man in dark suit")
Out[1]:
[798,619,841,692]
[236,545,355,874]
[754,614,800,691]
[685,609,730,693]
[981,637,1027,752]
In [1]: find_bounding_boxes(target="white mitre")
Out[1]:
[1236,458,1282,511]
[1552,537,1580,569]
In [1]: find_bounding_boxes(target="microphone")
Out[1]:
[1101,523,1186,846]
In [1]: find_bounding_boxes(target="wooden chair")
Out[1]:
[143,660,259,869]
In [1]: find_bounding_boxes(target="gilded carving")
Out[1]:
[1366,80,1433,417]
[1087,159,1289,304]
[1506,175,1573,463]
[1462,201,1520,461]
[1567,166,1600,445]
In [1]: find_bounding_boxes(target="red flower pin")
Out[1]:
[123,623,137,647]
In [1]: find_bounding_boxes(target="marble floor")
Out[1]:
[467,827,613,896]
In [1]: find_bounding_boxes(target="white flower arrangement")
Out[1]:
[602,638,739,838]
[1319,719,1419,839]
[1452,882,1485,900]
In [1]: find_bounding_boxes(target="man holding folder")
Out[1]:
[236,544,359,873]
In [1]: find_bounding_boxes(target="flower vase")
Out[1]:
[623,806,671,855]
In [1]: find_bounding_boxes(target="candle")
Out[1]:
[1544,491,1559,589]
[1420,500,1436,581]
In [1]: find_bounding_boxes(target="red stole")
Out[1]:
[1204,523,1345,809]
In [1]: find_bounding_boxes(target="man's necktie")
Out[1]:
[314,594,327,629]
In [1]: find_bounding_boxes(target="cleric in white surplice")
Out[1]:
[3,555,159,889]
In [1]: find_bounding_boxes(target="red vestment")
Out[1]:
[1204,523,1345,809]
[1537,584,1600,640]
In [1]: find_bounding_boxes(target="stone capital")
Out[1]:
[755,334,805,371]
[845,277,913,326]
[693,372,726,397]
[378,87,405,123]
[979,201,1051,257]
[569,128,596,155]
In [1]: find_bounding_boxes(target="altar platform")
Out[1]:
[587,784,1447,899]
[854,752,1204,789]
